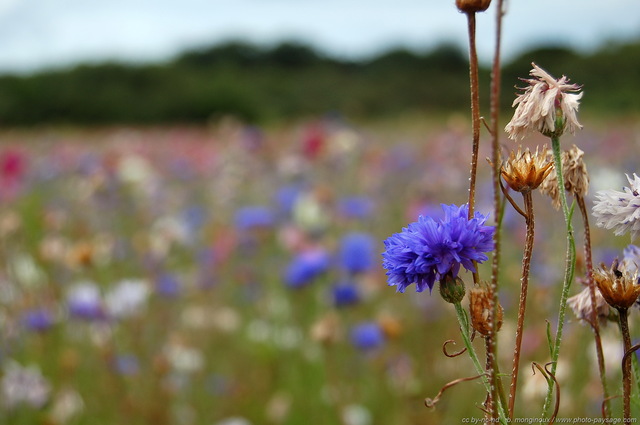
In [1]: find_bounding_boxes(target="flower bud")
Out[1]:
[455,0,491,13]
[469,286,503,336]
[438,274,466,304]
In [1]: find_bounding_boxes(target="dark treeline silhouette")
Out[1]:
[0,40,638,126]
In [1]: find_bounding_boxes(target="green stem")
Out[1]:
[542,136,577,416]
[454,302,508,424]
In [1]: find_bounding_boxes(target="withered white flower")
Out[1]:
[593,173,640,241]
[505,63,583,140]
[567,285,611,326]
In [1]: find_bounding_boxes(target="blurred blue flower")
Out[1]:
[113,354,140,376]
[67,282,104,320]
[350,322,385,351]
[337,196,374,219]
[274,184,303,215]
[182,205,207,233]
[156,273,181,298]
[284,249,330,288]
[382,204,494,293]
[22,309,54,332]
[235,206,275,231]
[339,232,376,274]
[331,281,360,307]
[623,244,640,272]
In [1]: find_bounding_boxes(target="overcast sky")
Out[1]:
[0,0,638,73]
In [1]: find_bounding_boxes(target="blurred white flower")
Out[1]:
[265,392,291,423]
[341,404,372,425]
[215,417,252,425]
[117,154,156,186]
[49,387,84,424]
[164,343,204,373]
[593,173,640,240]
[9,253,45,288]
[292,192,330,234]
[505,63,582,140]
[2,361,51,409]
[105,278,150,319]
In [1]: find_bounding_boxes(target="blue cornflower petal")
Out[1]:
[381,203,494,293]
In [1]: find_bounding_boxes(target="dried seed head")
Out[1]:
[540,145,589,209]
[455,0,491,13]
[501,145,553,193]
[593,259,640,310]
[469,284,503,336]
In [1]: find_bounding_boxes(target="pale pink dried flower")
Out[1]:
[505,63,583,140]
[567,284,611,326]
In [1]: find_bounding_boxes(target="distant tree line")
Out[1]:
[0,39,638,126]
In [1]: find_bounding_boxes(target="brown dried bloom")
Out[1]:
[455,0,491,13]
[501,145,553,193]
[469,285,503,336]
[567,284,611,326]
[593,259,640,310]
[310,312,341,345]
[540,145,589,209]
[505,63,583,140]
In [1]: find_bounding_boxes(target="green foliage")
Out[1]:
[0,39,639,125]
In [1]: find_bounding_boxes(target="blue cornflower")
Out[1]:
[22,309,55,332]
[156,273,181,298]
[350,322,385,351]
[331,281,360,307]
[339,232,376,274]
[284,249,330,288]
[337,196,374,220]
[274,184,304,215]
[382,204,494,293]
[113,354,140,376]
[234,206,275,231]
[623,244,640,272]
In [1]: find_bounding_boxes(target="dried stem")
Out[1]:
[488,0,506,420]
[465,11,481,286]
[543,135,576,416]
[618,308,632,421]
[508,191,535,418]
[425,373,488,408]
[499,178,527,219]
[577,195,610,417]
[466,11,480,216]
[443,339,467,358]
[532,362,561,425]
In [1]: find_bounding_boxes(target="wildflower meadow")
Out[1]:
[2,2,640,425]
